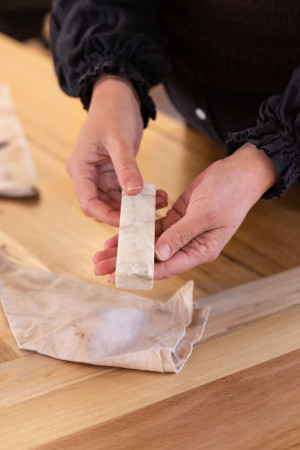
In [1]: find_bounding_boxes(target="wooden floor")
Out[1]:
[0,33,299,449]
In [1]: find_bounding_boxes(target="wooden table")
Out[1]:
[0,33,299,449]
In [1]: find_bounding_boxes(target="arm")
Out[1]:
[50,0,169,225]
[227,67,300,198]
[151,69,300,277]
[50,0,169,126]
[94,69,300,280]
[150,68,300,277]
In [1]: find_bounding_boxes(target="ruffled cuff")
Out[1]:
[227,121,300,199]
[78,53,157,128]
[51,1,170,128]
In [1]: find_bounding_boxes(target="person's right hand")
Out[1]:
[66,77,168,226]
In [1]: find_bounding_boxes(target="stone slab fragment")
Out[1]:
[116,184,156,290]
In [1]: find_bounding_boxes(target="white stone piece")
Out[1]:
[116,184,156,290]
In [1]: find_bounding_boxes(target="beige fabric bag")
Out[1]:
[0,83,38,198]
[0,254,210,372]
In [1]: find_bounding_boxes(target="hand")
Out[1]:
[66,77,167,226]
[94,143,277,280]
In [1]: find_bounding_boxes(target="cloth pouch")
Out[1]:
[0,254,210,373]
[0,83,39,198]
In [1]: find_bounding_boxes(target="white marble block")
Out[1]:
[116,184,156,290]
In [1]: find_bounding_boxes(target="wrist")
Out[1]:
[92,74,141,107]
[229,142,277,199]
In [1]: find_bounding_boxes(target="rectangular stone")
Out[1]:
[116,184,156,290]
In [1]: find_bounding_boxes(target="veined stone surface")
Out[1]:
[116,184,156,290]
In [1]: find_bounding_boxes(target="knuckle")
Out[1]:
[118,159,137,174]
[205,205,219,225]
[155,262,172,280]
[115,136,132,151]
[201,244,220,263]
[80,201,91,217]
[172,226,192,249]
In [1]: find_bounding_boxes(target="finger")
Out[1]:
[154,250,202,280]
[68,166,120,226]
[155,208,182,237]
[98,162,121,193]
[110,143,143,195]
[98,187,121,203]
[104,234,119,250]
[108,272,116,284]
[156,189,168,200]
[93,247,117,264]
[97,191,121,211]
[156,190,168,209]
[155,195,187,237]
[156,199,168,210]
[83,196,120,226]
[155,213,205,262]
[154,229,229,279]
[94,256,117,276]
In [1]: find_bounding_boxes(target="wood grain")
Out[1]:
[0,33,299,298]
[0,33,299,450]
[196,266,300,340]
[36,349,300,450]
[1,294,300,448]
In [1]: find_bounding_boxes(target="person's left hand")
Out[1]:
[93,143,277,281]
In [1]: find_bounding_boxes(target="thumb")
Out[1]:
[110,143,143,195]
[155,214,202,261]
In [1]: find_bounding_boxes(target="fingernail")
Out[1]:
[159,202,168,208]
[126,178,143,191]
[155,243,171,261]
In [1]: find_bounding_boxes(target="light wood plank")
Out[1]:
[35,349,300,450]
[1,261,299,412]
[1,32,299,297]
[0,32,300,450]
[38,350,300,450]
[197,266,300,340]
[1,305,300,449]
[1,262,299,382]
[0,352,110,408]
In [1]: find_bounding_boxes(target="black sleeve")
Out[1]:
[50,0,170,126]
[227,67,300,199]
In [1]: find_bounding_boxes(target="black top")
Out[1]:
[50,0,300,199]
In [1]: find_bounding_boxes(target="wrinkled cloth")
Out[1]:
[0,254,210,372]
[0,83,39,198]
